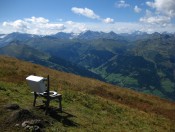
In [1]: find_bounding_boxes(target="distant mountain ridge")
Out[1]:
[1,31,174,45]
[0,30,152,47]
[0,32,40,47]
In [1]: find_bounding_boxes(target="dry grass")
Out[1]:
[1,56,174,119]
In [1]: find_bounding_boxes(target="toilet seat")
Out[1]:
[39,91,58,96]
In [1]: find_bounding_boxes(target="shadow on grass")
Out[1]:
[36,105,79,127]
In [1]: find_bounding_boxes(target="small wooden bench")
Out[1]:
[26,75,62,114]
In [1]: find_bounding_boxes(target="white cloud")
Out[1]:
[45,23,64,30]
[146,1,155,8]
[134,6,142,13]
[2,17,65,35]
[115,0,130,8]
[64,21,87,33]
[71,7,114,24]
[66,21,74,25]
[1,17,175,35]
[141,0,175,25]
[145,9,153,17]
[146,0,175,17]
[25,16,49,23]
[84,22,175,33]
[3,20,28,32]
[103,18,114,24]
[140,15,171,25]
[71,7,100,19]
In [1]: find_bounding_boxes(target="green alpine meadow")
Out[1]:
[0,56,175,131]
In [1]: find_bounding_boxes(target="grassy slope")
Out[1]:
[0,55,175,131]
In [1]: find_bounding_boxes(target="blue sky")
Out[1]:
[0,0,175,35]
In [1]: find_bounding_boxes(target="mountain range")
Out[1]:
[0,31,174,100]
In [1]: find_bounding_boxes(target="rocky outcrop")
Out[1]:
[21,119,44,131]
[4,103,46,131]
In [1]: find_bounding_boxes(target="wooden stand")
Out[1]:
[33,75,62,115]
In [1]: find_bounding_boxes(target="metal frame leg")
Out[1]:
[33,92,38,106]
[45,97,50,115]
[58,95,62,112]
